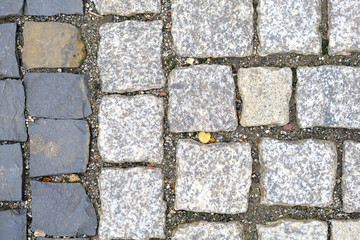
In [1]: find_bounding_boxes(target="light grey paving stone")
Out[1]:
[172,221,243,240]
[260,138,337,207]
[0,79,27,142]
[25,0,83,16]
[257,220,328,240]
[98,95,164,163]
[29,119,90,177]
[0,0,23,16]
[0,210,26,240]
[175,140,252,214]
[257,0,321,56]
[98,21,164,93]
[296,66,360,129]
[24,73,92,119]
[168,65,238,132]
[171,0,253,57]
[31,181,97,236]
[0,23,20,78]
[238,67,292,127]
[0,144,22,201]
[99,168,166,239]
[93,0,161,16]
[331,220,360,240]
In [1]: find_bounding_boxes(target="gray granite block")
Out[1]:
[25,0,83,16]
[0,23,20,78]
[31,181,97,236]
[168,65,238,132]
[331,220,360,240]
[98,21,164,93]
[0,0,23,16]
[24,73,92,119]
[99,168,166,239]
[260,138,337,207]
[0,79,27,141]
[0,210,26,240]
[29,119,90,177]
[175,140,252,214]
[296,66,360,128]
[171,0,253,57]
[257,0,321,55]
[93,0,161,16]
[98,95,164,163]
[238,67,292,127]
[257,220,328,240]
[172,221,243,240]
[37,238,89,240]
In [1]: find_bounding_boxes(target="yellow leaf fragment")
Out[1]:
[198,131,211,144]
[186,58,195,65]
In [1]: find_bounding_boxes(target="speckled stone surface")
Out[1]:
[168,65,237,132]
[0,210,26,240]
[257,0,321,56]
[0,23,20,78]
[331,220,360,240]
[25,0,83,16]
[260,138,337,207]
[238,67,292,127]
[257,220,328,240]
[0,0,23,16]
[99,168,166,239]
[98,21,164,93]
[93,0,161,16]
[296,66,360,129]
[98,95,164,163]
[172,221,243,240]
[171,0,253,57]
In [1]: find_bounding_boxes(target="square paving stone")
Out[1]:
[331,220,360,240]
[175,140,252,214]
[0,0,23,16]
[0,23,20,78]
[98,95,164,163]
[238,67,292,127]
[29,119,90,177]
[0,144,22,201]
[257,0,321,56]
[171,0,253,57]
[0,210,26,240]
[296,66,360,129]
[168,65,238,132]
[31,181,97,236]
[93,0,161,16]
[24,73,92,119]
[99,168,166,239]
[98,21,164,93]
[259,138,337,207]
[0,79,27,141]
[25,0,83,16]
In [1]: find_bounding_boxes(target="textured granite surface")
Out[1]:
[331,220,360,240]
[0,23,20,78]
[93,0,161,16]
[0,210,26,240]
[25,0,83,15]
[0,0,23,16]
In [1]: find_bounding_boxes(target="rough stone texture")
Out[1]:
[31,181,97,236]
[171,0,253,57]
[0,80,27,142]
[0,0,23,16]
[0,144,22,201]
[175,140,252,214]
[25,0,83,16]
[238,67,292,127]
[99,168,166,239]
[257,0,321,56]
[257,220,328,240]
[168,65,238,132]
[98,95,164,163]
[296,66,360,128]
[98,21,164,93]
[331,220,360,240]
[24,73,92,119]
[259,138,337,207]
[93,0,161,16]
[0,210,26,240]
[328,0,360,55]
[37,238,89,240]
[29,119,90,177]
[0,23,20,78]
[22,22,85,69]
[172,221,243,240]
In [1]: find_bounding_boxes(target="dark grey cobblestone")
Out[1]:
[0,0,23,17]
[0,23,20,78]
[25,0,83,16]
[0,210,26,240]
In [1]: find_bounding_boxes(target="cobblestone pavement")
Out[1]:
[1,0,360,239]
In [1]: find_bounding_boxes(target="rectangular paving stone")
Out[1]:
[296,66,360,129]
[24,73,92,119]
[0,23,20,78]
[25,0,83,16]
[98,95,164,163]
[0,0,23,16]
[0,210,26,240]
[260,138,337,207]
[331,220,360,240]
[93,0,161,16]
[238,67,292,127]
[98,21,164,93]
[99,168,166,239]
[175,140,252,214]
[171,0,253,57]
[168,65,238,132]
[257,0,321,55]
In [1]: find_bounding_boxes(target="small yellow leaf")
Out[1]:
[186,58,195,65]
[199,131,211,144]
